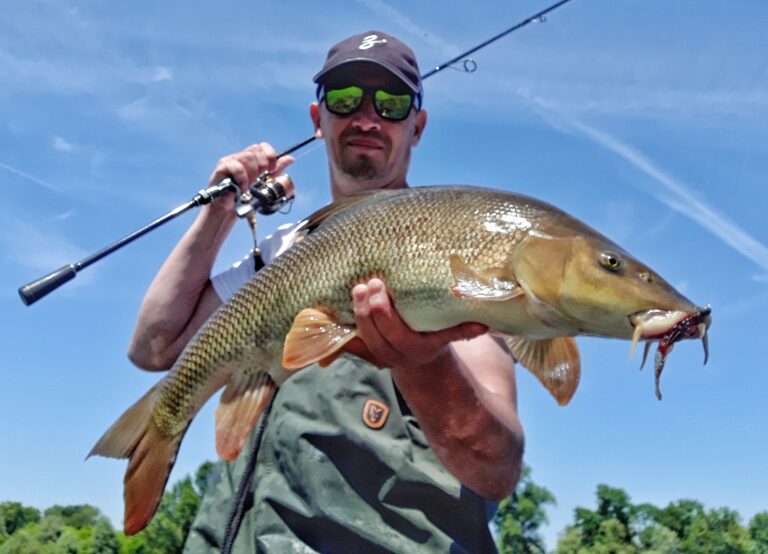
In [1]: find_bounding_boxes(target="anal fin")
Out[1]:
[215,372,276,461]
[502,335,581,406]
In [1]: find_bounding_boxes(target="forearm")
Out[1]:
[390,343,524,500]
[128,206,234,370]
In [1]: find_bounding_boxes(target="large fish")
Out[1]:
[90,185,711,534]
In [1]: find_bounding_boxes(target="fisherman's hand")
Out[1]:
[345,278,487,370]
[206,142,294,215]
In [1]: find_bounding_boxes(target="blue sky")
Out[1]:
[2,0,766,548]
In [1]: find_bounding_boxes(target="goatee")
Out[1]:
[340,154,383,180]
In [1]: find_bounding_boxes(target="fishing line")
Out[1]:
[17,0,576,547]
[17,0,574,306]
[221,392,277,554]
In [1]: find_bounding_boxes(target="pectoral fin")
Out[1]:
[449,255,523,301]
[503,335,581,406]
[282,308,357,370]
[215,372,276,461]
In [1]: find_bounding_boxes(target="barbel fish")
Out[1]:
[89,185,711,534]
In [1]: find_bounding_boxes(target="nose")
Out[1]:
[351,96,382,131]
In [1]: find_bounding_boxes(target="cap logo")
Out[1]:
[362,399,389,429]
[358,34,387,50]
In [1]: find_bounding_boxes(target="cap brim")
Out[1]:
[313,58,420,94]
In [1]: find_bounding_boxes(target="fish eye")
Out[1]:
[599,252,622,272]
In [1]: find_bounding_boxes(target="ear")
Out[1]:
[411,109,427,147]
[310,102,324,139]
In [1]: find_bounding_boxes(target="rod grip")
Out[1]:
[18,265,77,306]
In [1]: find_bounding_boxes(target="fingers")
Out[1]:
[351,278,488,368]
[353,280,407,367]
[208,142,295,193]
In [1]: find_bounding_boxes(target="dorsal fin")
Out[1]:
[301,190,387,233]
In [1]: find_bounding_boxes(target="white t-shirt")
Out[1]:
[211,222,302,301]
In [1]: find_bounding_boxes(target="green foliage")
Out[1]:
[562,484,638,552]
[652,499,704,540]
[555,486,763,554]
[90,517,120,554]
[0,460,221,552]
[679,507,754,553]
[750,512,768,554]
[36,513,66,543]
[638,524,679,554]
[0,501,40,536]
[195,460,217,500]
[2,462,766,554]
[44,504,101,529]
[53,528,82,554]
[495,465,556,553]
[0,525,44,554]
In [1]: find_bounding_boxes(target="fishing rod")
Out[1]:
[18,0,574,306]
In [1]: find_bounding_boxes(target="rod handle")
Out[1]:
[18,265,77,306]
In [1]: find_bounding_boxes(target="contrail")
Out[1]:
[355,0,459,58]
[0,161,61,193]
[533,100,768,274]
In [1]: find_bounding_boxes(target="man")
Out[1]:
[129,30,524,553]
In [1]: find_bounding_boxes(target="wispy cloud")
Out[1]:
[54,210,76,221]
[54,136,74,152]
[0,161,62,193]
[533,100,768,275]
[355,0,459,58]
[0,217,93,286]
[151,66,173,83]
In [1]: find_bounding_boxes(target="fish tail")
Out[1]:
[89,384,185,535]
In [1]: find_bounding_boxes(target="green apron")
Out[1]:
[185,354,498,553]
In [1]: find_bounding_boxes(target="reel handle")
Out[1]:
[19,265,77,305]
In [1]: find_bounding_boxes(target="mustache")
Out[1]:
[341,128,390,148]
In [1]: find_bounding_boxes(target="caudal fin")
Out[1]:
[89,385,185,535]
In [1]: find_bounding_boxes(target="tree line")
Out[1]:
[0,461,215,553]
[495,467,768,553]
[2,461,766,553]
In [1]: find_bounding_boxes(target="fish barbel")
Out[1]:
[89,185,712,534]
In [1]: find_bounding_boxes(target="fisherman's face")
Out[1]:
[311,64,427,199]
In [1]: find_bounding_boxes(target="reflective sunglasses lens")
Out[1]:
[374,90,413,120]
[325,86,363,115]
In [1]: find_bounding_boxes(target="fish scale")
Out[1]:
[91,185,710,535]
[154,187,533,436]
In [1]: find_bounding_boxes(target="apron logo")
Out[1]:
[358,35,387,50]
[362,399,389,429]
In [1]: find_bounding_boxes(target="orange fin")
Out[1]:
[503,335,581,406]
[215,372,276,461]
[89,384,184,535]
[449,255,523,301]
[282,308,356,370]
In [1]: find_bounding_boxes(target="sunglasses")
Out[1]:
[321,85,418,122]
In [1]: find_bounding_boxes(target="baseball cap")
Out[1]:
[313,31,422,99]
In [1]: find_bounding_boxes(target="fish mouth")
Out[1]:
[628,306,712,400]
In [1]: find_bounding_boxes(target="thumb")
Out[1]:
[428,322,487,348]
[274,155,295,174]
